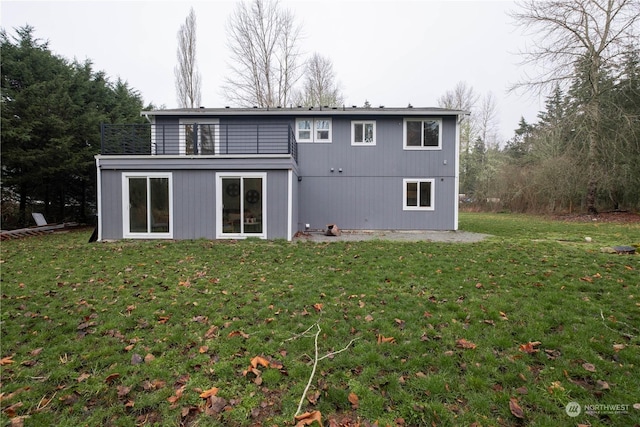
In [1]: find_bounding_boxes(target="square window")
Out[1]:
[404,119,442,150]
[296,119,313,142]
[351,121,376,145]
[403,179,434,210]
[315,119,331,142]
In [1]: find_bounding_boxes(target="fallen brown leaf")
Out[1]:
[456,338,477,349]
[117,385,131,398]
[295,410,322,426]
[204,325,218,339]
[519,341,541,354]
[348,392,359,409]
[228,330,250,339]
[199,387,219,398]
[105,373,120,384]
[582,362,596,372]
[1,356,14,366]
[250,356,270,369]
[377,334,396,344]
[204,395,228,415]
[509,397,525,419]
[613,343,625,352]
[167,385,185,404]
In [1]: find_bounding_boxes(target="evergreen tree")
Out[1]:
[505,117,534,161]
[1,26,147,227]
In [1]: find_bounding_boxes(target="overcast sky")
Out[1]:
[2,0,544,142]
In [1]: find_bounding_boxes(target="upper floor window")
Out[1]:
[403,118,441,150]
[296,118,332,143]
[179,119,219,155]
[351,121,376,146]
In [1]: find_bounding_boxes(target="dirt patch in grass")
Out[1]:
[295,229,490,243]
[552,210,640,224]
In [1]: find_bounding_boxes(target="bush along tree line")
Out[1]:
[456,46,640,215]
[1,26,150,228]
[495,47,640,214]
[455,0,640,215]
[454,0,640,215]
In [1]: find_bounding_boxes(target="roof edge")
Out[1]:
[142,106,469,117]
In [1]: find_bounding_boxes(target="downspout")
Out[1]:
[95,155,103,241]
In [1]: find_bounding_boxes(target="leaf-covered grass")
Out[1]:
[1,213,639,426]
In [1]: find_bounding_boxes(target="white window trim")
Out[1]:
[295,119,313,143]
[403,178,435,211]
[296,118,332,143]
[216,172,267,239]
[122,172,173,239]
[351,120,376,146]
[314,118,332,143]
[178,118,220,155]
[403,118,442,150]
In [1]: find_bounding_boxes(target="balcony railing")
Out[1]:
[100,123,298,161]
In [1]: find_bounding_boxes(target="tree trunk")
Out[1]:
[18,184,27,227]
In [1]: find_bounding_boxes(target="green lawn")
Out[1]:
[1,213,639,426]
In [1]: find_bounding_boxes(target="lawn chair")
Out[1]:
[32,212,49,227]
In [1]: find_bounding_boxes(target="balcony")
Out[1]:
[100,123,298,161]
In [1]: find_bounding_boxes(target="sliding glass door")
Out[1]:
[217,173,266,238]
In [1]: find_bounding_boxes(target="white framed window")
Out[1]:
[123,173,173,238]
[403,179,435,211]
[351,120,376,146]
[179,118,219,155]
[403,118,442,150]
[296,118,332,143]
[296,119,313,142]
[216,172,267,239]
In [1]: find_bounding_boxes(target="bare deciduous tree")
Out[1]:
[437,81,479,112]
[478,92,499,148]
[223,0,302,107]
[437,81,479,154]
[510,0,640,213]
[294,53,343,107]
[174,7,201,108]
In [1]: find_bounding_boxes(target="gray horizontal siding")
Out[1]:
[173,171,216,239]
[98,112,459,239]
[298,176,456,231]
[297,116,456,178]
[296,116,458,231]
[100,170,123,240]
[99,167,293,240]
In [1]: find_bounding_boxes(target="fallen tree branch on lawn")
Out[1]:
[287,322,359,418]
[600,309,637,339]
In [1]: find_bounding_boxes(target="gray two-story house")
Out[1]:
[95,106,466,241]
